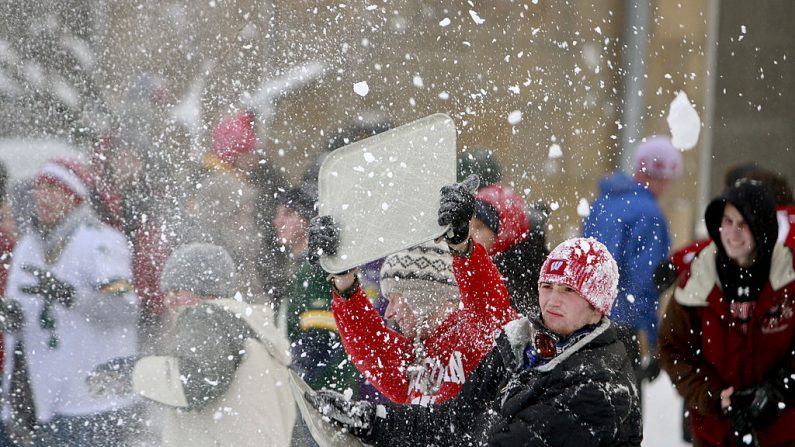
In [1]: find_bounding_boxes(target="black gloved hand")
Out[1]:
[641,355,661,382]
[0,300,23,333]
[305,389,376,437]
[749,379,786,429]
[653,259,678,293]
[727,388,759,447]
[20,265,75,307]
[308,215,340,266]
[438,174,479,245]
[86,356,137,398]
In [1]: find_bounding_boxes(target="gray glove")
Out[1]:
[308,215,340,265]
[86,356,137,398]
[20,265,75,307]
[305,389,377,437]
[0,300,23,333]
[438,174,479,244]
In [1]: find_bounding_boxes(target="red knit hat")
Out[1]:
[211,111,257,163]
[474,184,530,256]
[538,237,619,315]
[35,158,91,203]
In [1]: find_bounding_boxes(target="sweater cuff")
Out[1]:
[449,238,474,258]
[331,276,360,299]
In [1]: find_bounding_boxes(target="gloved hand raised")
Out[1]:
[438,174,480,245]
[86,356,137,398]
[308,215,340,265]
[305,389,378,437]
[20,264,75,307]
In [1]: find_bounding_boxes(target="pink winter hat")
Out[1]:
[631,135,683,179]
[538,237,619,315]
[211,111,257,163]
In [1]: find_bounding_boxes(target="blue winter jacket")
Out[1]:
[582,172,670,347]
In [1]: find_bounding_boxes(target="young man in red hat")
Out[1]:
[308,217,642,444]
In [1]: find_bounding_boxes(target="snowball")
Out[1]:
[413,75,424,88]
[469,10,485,25]
[550,201,560,211]
[353,81,369,96]
[439,17,451,27]
[666,91,701,150]
[363,152,376,163]
[548,143,563,159]
[577,198,590,217]
[507,110,522,125]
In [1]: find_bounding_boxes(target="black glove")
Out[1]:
[438,174,479,245]
[308,215,340,265]
[0,300,23,333]
[86,356,137,398]
[653,259,678,292]
[640,355,661,382]
[727,388,759,447]
[305,389,376,437]
[20,265,75,307]
[749,379,787,429]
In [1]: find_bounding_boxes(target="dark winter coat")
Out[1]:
[365,317,643,447]
[493,229,548,316]
[583,172,670,347]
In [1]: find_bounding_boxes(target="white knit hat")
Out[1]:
[380,242,459,318]
[160,243,237,297]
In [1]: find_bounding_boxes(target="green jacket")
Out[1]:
[285,259,361,395]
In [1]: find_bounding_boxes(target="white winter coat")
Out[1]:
[3,206,140,422]
[133,298,295,447]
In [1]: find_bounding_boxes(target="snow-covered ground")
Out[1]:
[643,372,691,446]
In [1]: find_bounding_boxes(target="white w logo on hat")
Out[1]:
[547,260,566,275]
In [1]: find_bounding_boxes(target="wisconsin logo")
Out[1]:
[546,260,567,275]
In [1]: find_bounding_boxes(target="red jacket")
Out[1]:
[332,242,518,405]
[659,242,795,445]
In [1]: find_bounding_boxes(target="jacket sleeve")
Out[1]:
[165,304,254,409]
[332,287,415,404]
[454,242,518,326]
[658,297,725,417]
[624,214,670,347]
[366,343,509,447]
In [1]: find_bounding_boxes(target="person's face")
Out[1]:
[385,292,419,339]
[272,205,308,249]
[720,203,757,267]
[232,151,260,173]
[469,217,497,252]
[538,282,602,337]
[165,290,209,311]
[647,177,672,197]
[110,150,144,187]
[33,182,77,227]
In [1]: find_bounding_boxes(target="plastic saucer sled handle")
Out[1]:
[317,113,457,273]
